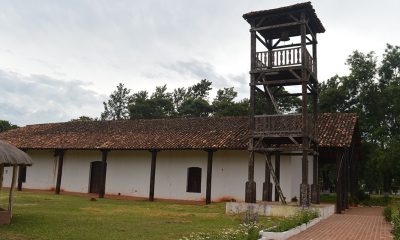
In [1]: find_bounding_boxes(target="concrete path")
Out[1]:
[289,207,393,240]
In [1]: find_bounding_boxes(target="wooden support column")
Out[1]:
[263,152,272,201]
[0,164,4,190]
[343,149,349,210]
[274,151,281,202]
[300,11,310,207]
[245,23,257,204]
[149,149,158,202]
[17,166,25,191]
[336,150,343,214]
[205,149,215,205]
[55,149,64,195]
[98,149,108,199]
[8,165,18,221]
[311,153,320,204]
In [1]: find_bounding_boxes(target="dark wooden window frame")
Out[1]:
[186,167,202,193]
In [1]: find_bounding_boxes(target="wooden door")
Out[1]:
[89,161,105,194]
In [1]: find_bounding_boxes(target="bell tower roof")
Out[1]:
[243,2,325,39]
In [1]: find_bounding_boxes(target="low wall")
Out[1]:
[226,202,335,218]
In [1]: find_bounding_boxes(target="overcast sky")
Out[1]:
[0,0,399,126]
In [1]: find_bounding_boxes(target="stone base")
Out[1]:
[0,209,11,225]
[300,184,310,207]
[245,181,256,203]
[226,202,335,218]
[262,182,273,202]
[311,184,320,204]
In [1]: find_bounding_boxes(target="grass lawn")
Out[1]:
[0,190,280,240]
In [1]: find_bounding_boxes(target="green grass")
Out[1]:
[0,190,280,240]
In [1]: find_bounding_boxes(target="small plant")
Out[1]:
[291,196,298,202]
[240,206,258,224]
[383,206,392,222]
[361,196,391,207]
[393,213,400,240]
[267,209,319,232]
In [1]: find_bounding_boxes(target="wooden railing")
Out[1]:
[254,47,315,74]
[254,114,315,137]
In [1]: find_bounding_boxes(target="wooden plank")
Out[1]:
[336,151,343,214]
[8,165,17,221]
[205,150,214,205]
[55,149,64,195]
[149,150,158,201]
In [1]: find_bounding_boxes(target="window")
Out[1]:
[187,167,202,193]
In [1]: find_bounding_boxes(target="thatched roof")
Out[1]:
[0,113,357,151]
[0,140,33,166]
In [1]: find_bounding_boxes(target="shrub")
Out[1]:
[383,206,392,222]
[240,207,258,224]
[393,213,400,240]
[360,196,390,206]
[268,210,319,232]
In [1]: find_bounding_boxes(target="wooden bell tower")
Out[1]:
[243,2,325,206]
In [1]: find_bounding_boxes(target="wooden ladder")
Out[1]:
[264,152,287,205]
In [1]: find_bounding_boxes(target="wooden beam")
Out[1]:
[149,149,158,201]
[274,151,281,202]
[205,149,215,205]
[256,34,271,49]
[8,165,18,222]
[55,149,64,195]
[98,150,108,198]
[251,21,301,32]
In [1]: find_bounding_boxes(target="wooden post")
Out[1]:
[149,149,157,202]
[55,149,64,194]
[8,165,18,221]
[98,150,108,198]
[311,153,320,204]
[336,150,343,214]
[263,152,272,201]
[206,149,214,205]
[300,11,310,207]
[0,164,4,191]
[343,149,349,210]
[274,152,281,202]
[246,23,257,204]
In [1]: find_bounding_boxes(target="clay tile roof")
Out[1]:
[0,113,357,151]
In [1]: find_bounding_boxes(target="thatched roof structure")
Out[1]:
[0,140,32,166]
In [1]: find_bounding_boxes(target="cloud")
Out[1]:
[163,59,249,99]
[0,70,106,126]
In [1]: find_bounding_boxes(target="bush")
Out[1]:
[360,196,390,206]
[383,206,392,222]
[393,213,400,240]
[268,210,319,232]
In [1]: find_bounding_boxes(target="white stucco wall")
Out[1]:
[2,150,56,190]
[105,150,150,197]
[1,149,314,203]
[61,150,97,193]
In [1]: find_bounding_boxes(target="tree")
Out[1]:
[101,83,131,120]
[129,85,175,119]
[70,116,97,122]
[212,87,249,116]
[319,44,400,193]
[0,120,18,132]
[175,79,213,117]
